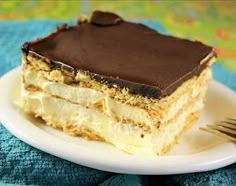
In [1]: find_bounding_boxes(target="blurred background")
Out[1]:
[0,0,236,72]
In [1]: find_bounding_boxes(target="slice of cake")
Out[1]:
[19,10,216,155]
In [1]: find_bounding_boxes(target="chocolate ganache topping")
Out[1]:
[22,10,215,99]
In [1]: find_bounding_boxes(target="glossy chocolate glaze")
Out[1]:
[22,10,215,98]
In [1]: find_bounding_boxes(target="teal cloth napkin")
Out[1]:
[0,20,235,186]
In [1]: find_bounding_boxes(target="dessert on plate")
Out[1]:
[19,10,216,155]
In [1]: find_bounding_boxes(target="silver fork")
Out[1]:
[200,118,236,142]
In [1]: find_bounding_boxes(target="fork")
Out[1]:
[200,118,236,142]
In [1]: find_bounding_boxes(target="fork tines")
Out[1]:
[201,118,236,142]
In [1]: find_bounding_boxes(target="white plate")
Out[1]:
[0,67,235,175]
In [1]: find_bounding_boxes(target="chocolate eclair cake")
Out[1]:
[19,10,216,155]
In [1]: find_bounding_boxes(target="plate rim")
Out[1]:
[0,67,236,175]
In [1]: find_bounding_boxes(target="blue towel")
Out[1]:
[0,20,235,186]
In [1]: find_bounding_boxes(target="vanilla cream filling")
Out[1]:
[19,88,156,155]
[19,55,213,155]
[19,86,204,155]
[22,68,210,127]
[153,95,204,153]
[23,69,154,126]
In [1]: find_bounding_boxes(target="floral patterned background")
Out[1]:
[0,0,236,72]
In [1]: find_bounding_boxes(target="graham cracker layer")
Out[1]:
[19,80,206,155]
[22,54,213,125]
[19,54,213,155]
